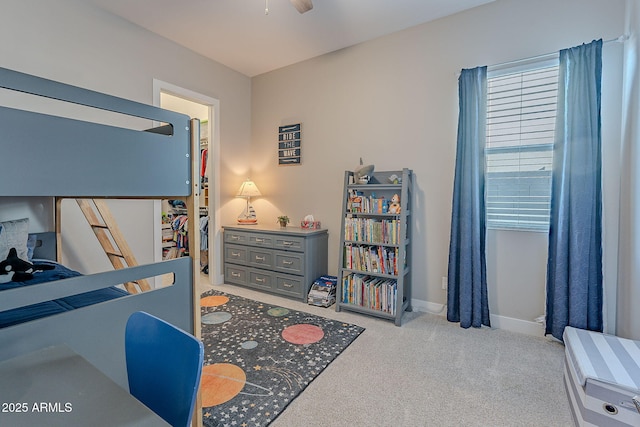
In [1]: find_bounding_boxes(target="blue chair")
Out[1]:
[125,311,204,427]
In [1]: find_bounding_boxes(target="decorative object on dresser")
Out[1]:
[300,214,321,229]
[277,215,290,227]
[236,178,261,225]
[223,225,328,302]
[336,168,413,326]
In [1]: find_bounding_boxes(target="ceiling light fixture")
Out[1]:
[290,0,313,14]
[265,0,313,15]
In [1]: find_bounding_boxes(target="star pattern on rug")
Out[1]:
[200,290,364,427]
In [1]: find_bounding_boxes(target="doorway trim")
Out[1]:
[152,79,222,286]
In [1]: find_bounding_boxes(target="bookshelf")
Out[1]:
[336,168,413,326]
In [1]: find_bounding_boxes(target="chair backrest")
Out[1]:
[125,311,203,427]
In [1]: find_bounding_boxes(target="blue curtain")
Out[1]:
[447,66,490,328]
[546,40,603,341]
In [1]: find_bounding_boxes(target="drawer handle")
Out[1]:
[255,255,266,261]
[283,241,294,246]
[231,251,241,257]
[283,260,293,265]
[231,235,240,240]
[256,277,265,283]
[255,238,265,243]
[283,282,294,288]
[231,272,240,278]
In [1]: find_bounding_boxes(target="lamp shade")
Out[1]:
[236,179,262,198]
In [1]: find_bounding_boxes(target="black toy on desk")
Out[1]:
[0,248,54,283]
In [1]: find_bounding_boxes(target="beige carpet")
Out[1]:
[201,277,572,427]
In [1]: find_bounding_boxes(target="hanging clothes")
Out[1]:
[200,215,209,251]
[171,215,189,256]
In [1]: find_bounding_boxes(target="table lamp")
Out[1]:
[236,179,261,225]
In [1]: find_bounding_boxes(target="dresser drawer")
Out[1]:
[274,252,304,275]
[225,264,247,285]
[248,269,273,291]
[248,248,273,269]
[274,235,304,251]
[225,230,249,245]
[275,274,303,298]
[224,244,248,264]
[222,225,328,302]
[249,233,274,248]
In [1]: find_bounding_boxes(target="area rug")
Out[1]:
[199,290,364,427]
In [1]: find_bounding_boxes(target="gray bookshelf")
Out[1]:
[336,168,413,326]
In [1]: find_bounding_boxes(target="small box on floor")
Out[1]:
[307,275,337,307]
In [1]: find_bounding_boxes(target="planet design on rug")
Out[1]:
[241,340,259,349]
[267,307,289,317]
[200,363,274,407]
[202,311,232,324]
[282,324,324,345]
[201,363,246,406]
[201,295,230,307]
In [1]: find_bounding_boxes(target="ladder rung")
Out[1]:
[76,198,152,295]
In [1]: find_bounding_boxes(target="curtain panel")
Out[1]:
[546,40,603,341]
[447,66,491,329]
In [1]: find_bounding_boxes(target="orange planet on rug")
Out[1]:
[201,295,230,307]
[201,363,246,407]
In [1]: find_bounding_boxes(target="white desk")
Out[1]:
[0,345,170,427]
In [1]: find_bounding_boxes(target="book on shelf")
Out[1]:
[344,217,402,244]
[343,244,399,275]
[340,273,397,315]
[347,191,399,215]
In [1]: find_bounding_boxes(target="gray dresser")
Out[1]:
[222,225,328,301]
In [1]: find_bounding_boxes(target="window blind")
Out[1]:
[485,62,559,231]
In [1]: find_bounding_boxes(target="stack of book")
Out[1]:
[340,273,397,315]
[343,244,399,275]
[344,217,401,244]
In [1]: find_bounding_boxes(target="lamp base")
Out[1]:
[237,218,258,225]
[237,203,258,225]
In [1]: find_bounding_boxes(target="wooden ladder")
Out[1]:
[76,199,151,294]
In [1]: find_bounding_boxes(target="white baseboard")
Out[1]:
[413,298,545,337]
[411,298,446,316]
[489,313,545,336]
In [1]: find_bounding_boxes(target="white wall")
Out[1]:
[617,0,640,340]
[0,0,251,273]
[251,0,627,333]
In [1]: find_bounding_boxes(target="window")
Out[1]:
[485,58,559,231]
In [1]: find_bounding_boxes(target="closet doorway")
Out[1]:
[153,80,221,286]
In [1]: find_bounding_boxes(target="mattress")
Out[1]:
[563,326,640,427]
[0,260,129,328]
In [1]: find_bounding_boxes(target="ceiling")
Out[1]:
[84,0,495,77]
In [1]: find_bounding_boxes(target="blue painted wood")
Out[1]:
[126,311,203,427]
[0,67,192,197]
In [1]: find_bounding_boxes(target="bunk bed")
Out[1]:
[0,67,202,423]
